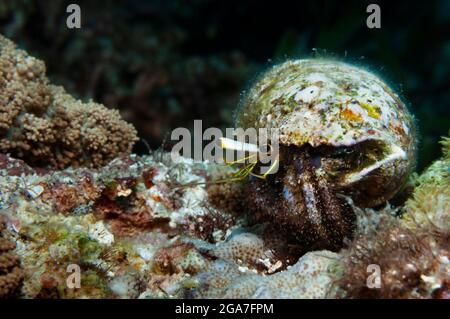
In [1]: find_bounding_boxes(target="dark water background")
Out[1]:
[1,0,449,171]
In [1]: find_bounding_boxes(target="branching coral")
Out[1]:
[0,215,23,298]
[0,35,138,168]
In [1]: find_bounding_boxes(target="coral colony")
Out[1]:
[0,36,138,169]
[0,35,448,299]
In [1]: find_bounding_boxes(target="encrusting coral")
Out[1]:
[0,35,138,168]
[210,232,268,266]
[181,250,339,299]
[0,214,23,298]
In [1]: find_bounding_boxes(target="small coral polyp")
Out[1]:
[0,35,138,169]
[236,59,417,251]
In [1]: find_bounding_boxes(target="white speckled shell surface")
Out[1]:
[237,59,416,159]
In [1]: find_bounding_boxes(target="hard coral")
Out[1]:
[224,250,338,299]
[182,250,339,299]
[210,232,269,267]
[0,215,23,298]
[0,35,138,168]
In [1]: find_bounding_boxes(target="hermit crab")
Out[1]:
[226,59,417,251]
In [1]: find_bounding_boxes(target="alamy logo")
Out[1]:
[366,264,382,289]
[66,264,81,289]
[66,4,81,29]
[366,4,381,29]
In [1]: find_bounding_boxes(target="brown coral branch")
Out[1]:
[0,35,138,168]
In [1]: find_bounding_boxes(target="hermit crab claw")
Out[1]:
[337,142,409,207]
[341,144,407,184]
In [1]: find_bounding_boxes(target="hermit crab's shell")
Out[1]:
[236,59,416,162]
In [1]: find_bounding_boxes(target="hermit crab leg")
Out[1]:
[341,144,407,185]
[280,152,354,248]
